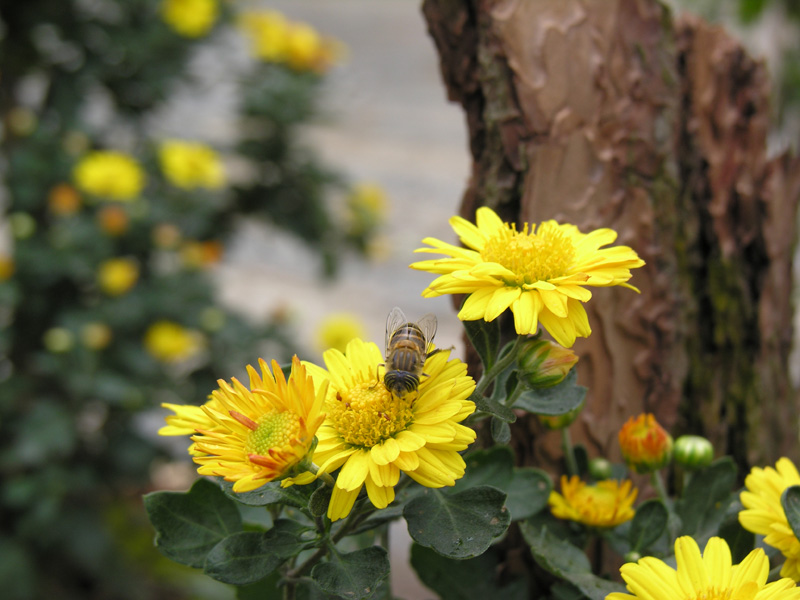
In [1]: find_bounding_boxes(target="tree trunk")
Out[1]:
[422,0,800,474]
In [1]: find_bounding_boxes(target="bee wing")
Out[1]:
[385,307,408,353]
[416,313,438,352]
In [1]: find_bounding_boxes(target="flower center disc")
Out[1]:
[481,222,575,285]
[329,381,413,448]
[245,410,301,457]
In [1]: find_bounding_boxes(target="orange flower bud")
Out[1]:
[618,413,673,474]
[48,183,82,216]
[96,205,129,236]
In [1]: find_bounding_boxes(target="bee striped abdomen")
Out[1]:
[383,308,437,399]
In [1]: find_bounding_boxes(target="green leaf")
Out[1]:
[410,544,527,600]
[219,478,313,509]
[453,446,514,493]
[505,468,552,521]
[490,416,511,444]
[309,484,332,518]
[520,520,626,600]
[628,499,668,553]
[405,486,511,559]
[512,370,586,416]
[782,485,800,542]
[463,317,500,371]
[311,546,389,600]
[204,520,311,585]
[144,478,242,568]
[235,571,282,600]
[470,391,516,423]
[717,512,755,564]
[676,458,737,537]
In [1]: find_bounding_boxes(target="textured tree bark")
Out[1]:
[422,0,800,474]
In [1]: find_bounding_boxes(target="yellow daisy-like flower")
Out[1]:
[618,413,673,474]
[162,357,328,492]
[302,338,476,521]
[97,257,139,296]
[161,0,218,38]
[410,207,645,348]
[144,320,204,363]
[549,475,637,527]
[740,457,800,581]
[73,151,145,201]
[607,536,800,600]
[158,140,225,190]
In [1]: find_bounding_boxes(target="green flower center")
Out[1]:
[481,222,575,285]
[328,381,413,448]
[245,410,301,456]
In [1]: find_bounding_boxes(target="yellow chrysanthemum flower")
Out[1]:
[607,536,800,600]
[740,457,800,581]
[158,140,225,190]
[169,356,327,492]
[73,151,145,201]
[410,207,645,348]
[144,320,204,363]
[618,413,673,474]
[549,475,637,527]
[161,0,218,38]
[238,10,291,62]
[97,258,139,296]
[301,338,476,521]
[47,183,82,216]
[315,313,367,355]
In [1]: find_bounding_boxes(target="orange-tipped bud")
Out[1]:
[618,413,673,474]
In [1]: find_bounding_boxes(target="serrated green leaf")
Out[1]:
[505,468,552,521]
[628,499,668,553]
[410,544,526,600]
[676,458,737,537]
[311,546,389,600]
[144,478,242,568]
[470,391,516,423]
[782,485,800,543]
[405,486,510,559]
[453,446,514,493]
[218,478,313,508]
[204,521,310,585]
[512,370,586,416]
[463,317,500,371]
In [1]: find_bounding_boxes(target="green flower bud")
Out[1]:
[588,457,614,481]
[537,396,586,430]
[673,435,714,470]
[517,339,578,389]
[624,551,642,563]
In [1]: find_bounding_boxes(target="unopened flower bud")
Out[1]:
[624,551,642,563]
[673,435,713,470]
[618,413,673,474]
[588,457,614,481]
[517,339,578,389]
[537,396,586,430]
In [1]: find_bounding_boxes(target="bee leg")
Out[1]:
[370,363,385,389]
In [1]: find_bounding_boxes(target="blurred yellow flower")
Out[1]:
[161,0,218,38]
[81,322,113,350]
[315,313,366,354]
[97,258,139,296]
[166,357,327,492]
[180,240,224,269]
[238,10,290,62]
[618,413,673,474]
[411,207,645,347]
[158,140,225,190]
[345,183,387,235]
[740,457,800,581]
[96,205,129,236]
[144,320,204,363]
[549,475,637,527]
[152,223,183,249]
[0,255,14,281]
[74,151,145,201]
[47,183,82,216]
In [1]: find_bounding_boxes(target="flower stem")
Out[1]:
[650,470,671,510]
[474,335,525,397]
[308,463,335,488]
[561,427,579,477]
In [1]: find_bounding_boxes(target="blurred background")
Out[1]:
[0,0,797,599]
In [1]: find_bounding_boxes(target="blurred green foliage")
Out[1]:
[0,1,375,598]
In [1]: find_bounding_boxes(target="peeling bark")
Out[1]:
[423,0,800,473]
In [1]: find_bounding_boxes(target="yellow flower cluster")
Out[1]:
[97,258,139,296]
[73,151,145,201]
[158,140,225,190]
[161,0,219,38]
[144,320,204,363]
[238,10,342,73]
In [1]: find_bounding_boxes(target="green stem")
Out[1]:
[474,335,525,397]
[561,427,579,476]
[307,463,335,488]
[650,470,671,510]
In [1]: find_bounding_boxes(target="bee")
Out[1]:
[382,307,438,398]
